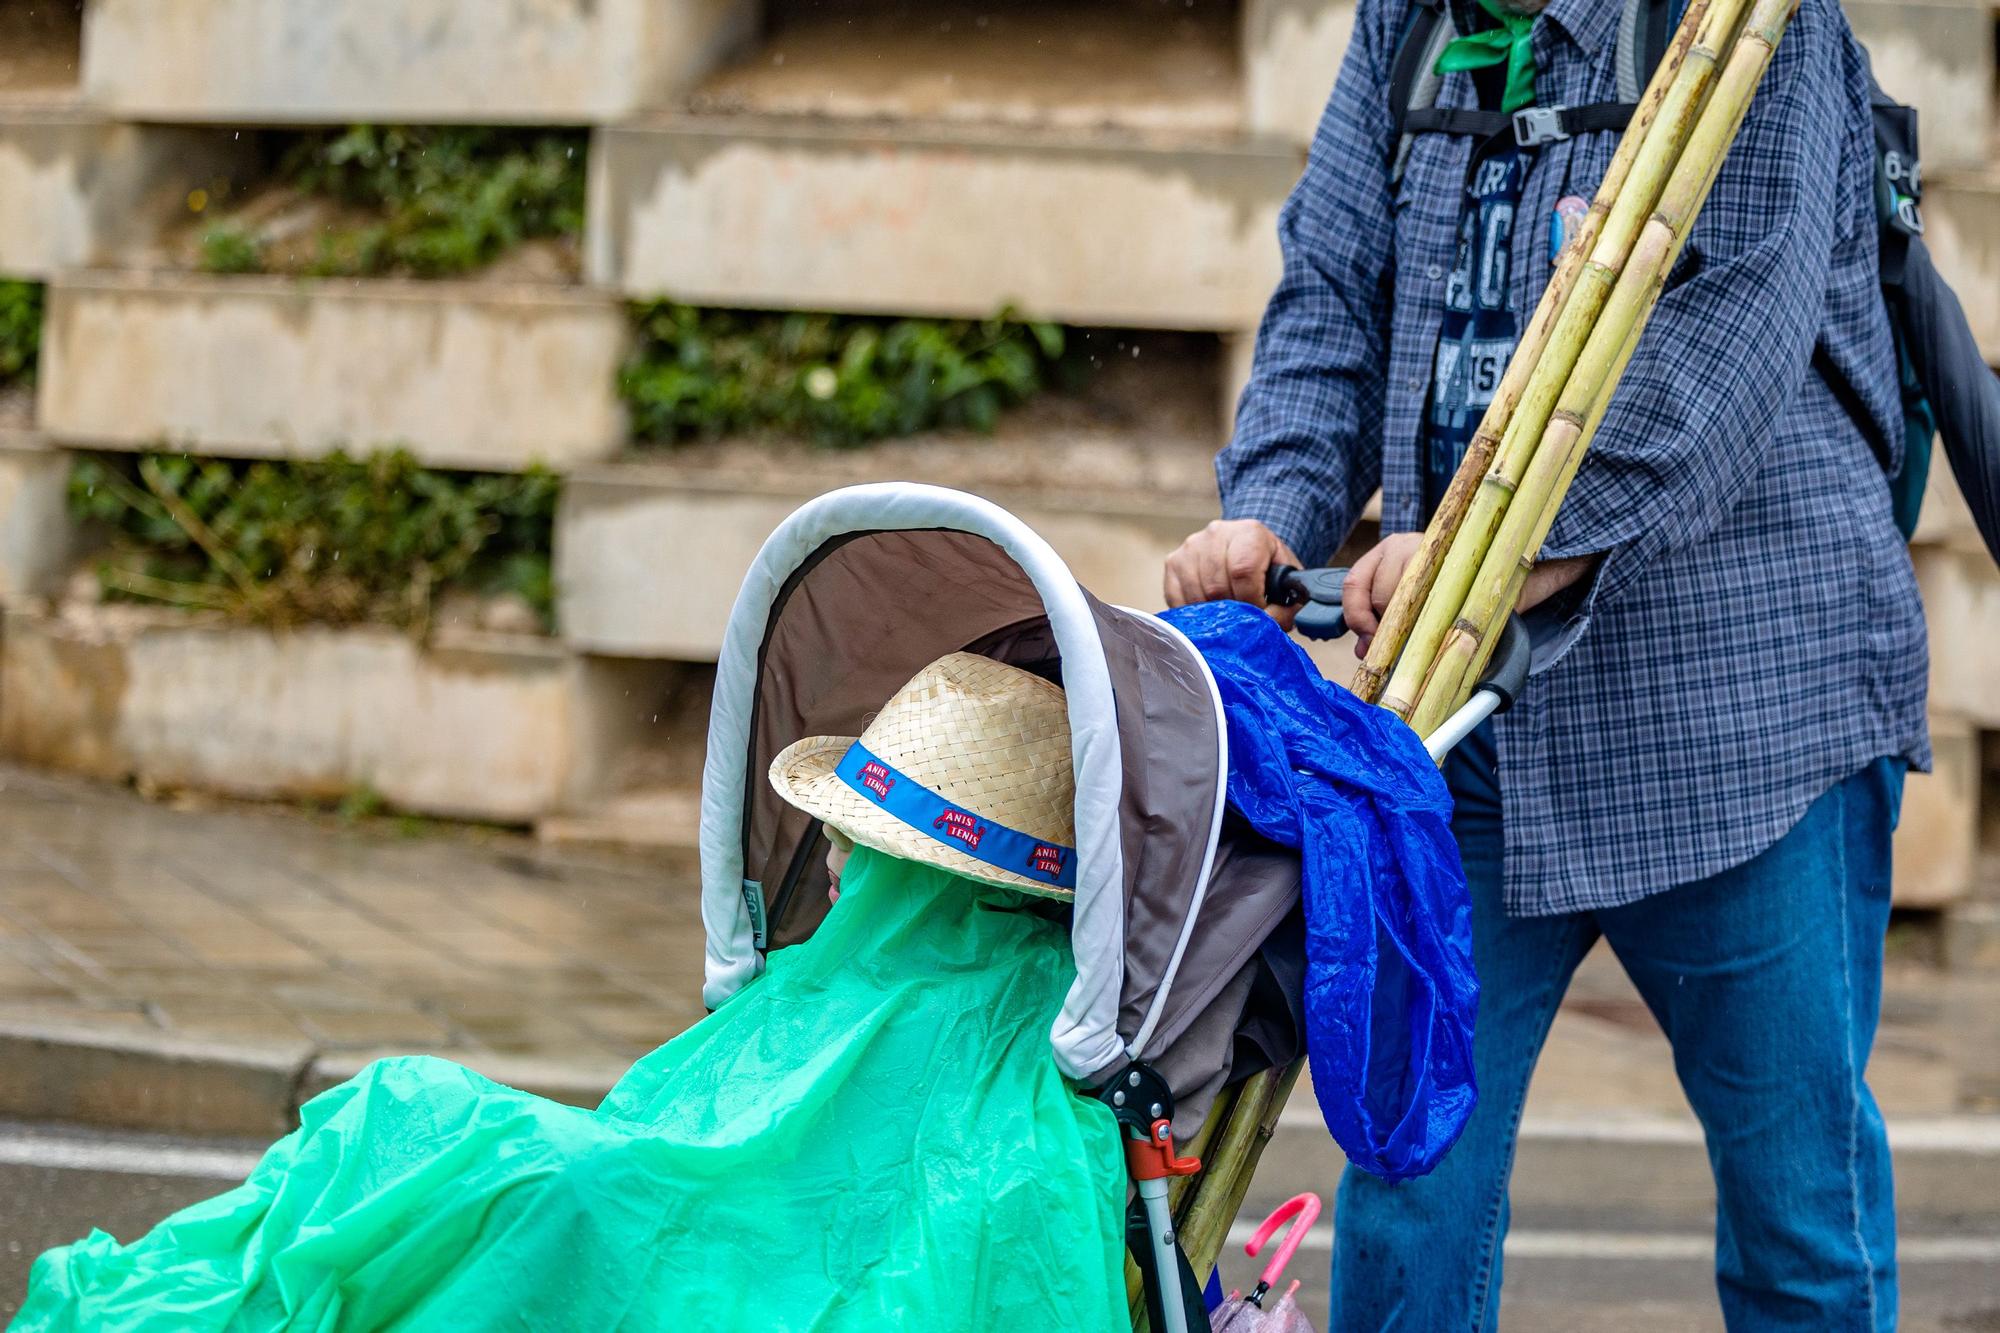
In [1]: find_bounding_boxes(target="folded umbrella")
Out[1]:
[1209,1193,1321,1332]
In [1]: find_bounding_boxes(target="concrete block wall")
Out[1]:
[0,111,256,279]
[0,438,84,603]
[0,608,686,824]
[78,0,761,124]
[1243,0,1358,144]
[584,120,1297,330]
[38,274,631,470]
[0,0,1996,887]
[1846,0,1994,172]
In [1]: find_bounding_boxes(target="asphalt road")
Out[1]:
[3,1120,1997,1331]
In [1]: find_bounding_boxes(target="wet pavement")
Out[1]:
[0,763,710,1068]
[1,763,1997,1328]
[3,760,1996,1118]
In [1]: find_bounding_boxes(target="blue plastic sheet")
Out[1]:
[1162,602,1477,1181]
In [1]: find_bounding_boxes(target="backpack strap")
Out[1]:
[1388,0,1455,180]
[1867,65,1923,288]
[1405,102,1636,145]
[1388,0,1652,178]
[1616,0,1675,102]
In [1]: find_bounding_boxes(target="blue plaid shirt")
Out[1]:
[1219,0,1931,914]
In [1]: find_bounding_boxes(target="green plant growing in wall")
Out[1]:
[196,126,587,279]
[198,225,266,275]
[619,305,1076,448]
[0,280,43,388]
[67,449,559,633]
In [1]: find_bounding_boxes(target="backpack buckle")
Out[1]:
[1512,107,1570,147]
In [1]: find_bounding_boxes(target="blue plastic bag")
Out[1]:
[1163,602,1477,1181]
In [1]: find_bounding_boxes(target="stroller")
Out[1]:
[697,482,1527,1332]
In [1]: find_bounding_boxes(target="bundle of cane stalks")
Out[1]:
[1139,0,1803,1316]
[1354,0,1801,737]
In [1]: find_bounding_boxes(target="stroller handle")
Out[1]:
[1262,563,1535,760]
[1262,563,1349,640]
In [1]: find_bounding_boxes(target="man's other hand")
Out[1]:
[1345,534,1599,658]
[1342,532,1421,658]
[1164,519,1303,630]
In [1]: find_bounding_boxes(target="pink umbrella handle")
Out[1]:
[1245,1192,1322,1292]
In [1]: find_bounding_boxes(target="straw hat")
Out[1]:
[768,652,1077,900]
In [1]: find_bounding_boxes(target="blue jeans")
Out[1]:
[1330,757,1903,1331]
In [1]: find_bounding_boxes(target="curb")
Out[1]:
[0,1021,311,1140]
[0,1020,625,1141]
[1250,1105,2000,1234]
[8,1018,2000,1235]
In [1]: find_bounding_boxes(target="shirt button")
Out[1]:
[1426,263,1444,280]
[1407,378,1422,391]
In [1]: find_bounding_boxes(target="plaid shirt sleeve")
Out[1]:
[1214,0,1402,565]
[1540,0,1853,611]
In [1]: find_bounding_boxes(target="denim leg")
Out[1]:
[1598,762,1902,1332]
[1330,798,1596,1332]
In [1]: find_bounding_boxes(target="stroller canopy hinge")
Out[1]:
[1095,1063,1201,1181]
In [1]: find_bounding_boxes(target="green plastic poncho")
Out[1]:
[13,848,1127,1332]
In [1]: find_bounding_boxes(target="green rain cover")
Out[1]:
[14,848,1127,1332]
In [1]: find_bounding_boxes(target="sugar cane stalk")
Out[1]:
[1175,1061,1304,1279]
[1372,0,1749,718]
[1404,0,1797,735]
[1349,1,1715,703]
[1405,309,1648,735]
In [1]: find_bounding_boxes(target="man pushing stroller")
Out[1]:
[1169,0,1931,1325]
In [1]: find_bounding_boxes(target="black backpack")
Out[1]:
[1383,0,1976,544]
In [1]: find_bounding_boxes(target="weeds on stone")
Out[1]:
[196,125,587,279]
[620,304,1078,448]
[198,225,265,275]
[0,280,42,388]
[67,449,559,633]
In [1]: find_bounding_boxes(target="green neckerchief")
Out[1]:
[1436,0,1538,115]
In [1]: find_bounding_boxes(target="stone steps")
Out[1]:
[0,607,689,825]
[0,106,254,280]
[585,113,1299,329]
[36,271,629,471]
[2,1111,1995,1331]
[1226,1216,2000,1332]
[1924,172,1999,364]
[75,0,758,125]
[1243,1107,2000,1237]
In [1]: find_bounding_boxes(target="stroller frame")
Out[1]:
[698,483,1517,1333]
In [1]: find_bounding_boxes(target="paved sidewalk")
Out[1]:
[0,763,709,1128]
[1,761,1995,1132]
[4,763,1998,1330]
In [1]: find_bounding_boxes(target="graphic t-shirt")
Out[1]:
[1424,139,1531,813]
[1424,141,1530,513]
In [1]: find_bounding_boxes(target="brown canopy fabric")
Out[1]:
[700,485,1303,1124]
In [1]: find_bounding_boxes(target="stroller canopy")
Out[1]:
[701,483,1267,1084]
